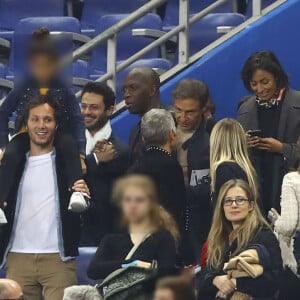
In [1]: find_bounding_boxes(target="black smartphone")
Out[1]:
[247,129,262,137]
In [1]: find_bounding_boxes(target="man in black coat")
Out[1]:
[172,79,214,263]
[0,95,89,300]
[80,82,129,246]
[123,67,172,164]
[129,108,186,225]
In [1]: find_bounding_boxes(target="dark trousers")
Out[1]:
[0,131,82,206]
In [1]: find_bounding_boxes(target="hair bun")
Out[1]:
[32,27,50,40]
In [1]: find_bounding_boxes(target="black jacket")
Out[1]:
[184,119,212,242]
[129,146,186,224]
[237,89,300,211]
[0,150,81,265]
[82,134,129,246]
[214,161,247,199]
[197,227,283,299]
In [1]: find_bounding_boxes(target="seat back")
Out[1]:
[163,0,234,31]
[77,247,98,285]
[8,17,82,78]
[0,0,64,31]
[88,13,162,75]
[245,0,276,18]
[189,13,245,55]
[81,0,149,30]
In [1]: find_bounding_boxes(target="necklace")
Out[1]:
[146,146,172,157]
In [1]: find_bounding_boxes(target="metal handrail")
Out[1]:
[73,0,264,98]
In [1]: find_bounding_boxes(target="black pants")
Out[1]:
[0,131,82,207]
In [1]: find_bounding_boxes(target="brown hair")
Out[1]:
[207,179,269,269]
[112,174,179,242]
[156,276,196,300]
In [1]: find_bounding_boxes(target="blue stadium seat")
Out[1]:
[189,13,245,55]
[6,17,89,80]
[77,247,98,285]
[163,0,234,31]
[245,0,276,18]
[0,0,64,40]
[80,0,149,36]
[88,13,163,76]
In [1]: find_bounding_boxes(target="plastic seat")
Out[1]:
[6,17,89,80]
[163,0,234,31]
[88,13,163,76]
[245,0,276,18]
[77,247,98,285]
[189,13,245,55]
[0,0,64,40]
[80,0,149,36]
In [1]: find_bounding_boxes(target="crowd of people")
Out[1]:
[0,28,299,300]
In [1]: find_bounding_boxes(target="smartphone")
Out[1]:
[247,129,262,137]
[268,210,277,223]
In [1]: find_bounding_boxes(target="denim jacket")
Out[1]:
[0,77,86,153]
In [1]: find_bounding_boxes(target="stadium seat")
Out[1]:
[189,13,245,55]
[163,0,234,31]
[77,247,98,285]
[80,0,149,36]
[0,0,64,40]
[6,17,90,80]
[0,63,13,100]
[88,13,164,76]
[245,0,276,18]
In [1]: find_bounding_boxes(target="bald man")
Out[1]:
[123,67,170,163]
[0,279,23,300]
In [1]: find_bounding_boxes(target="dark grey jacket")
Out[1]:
[237,89,300,211]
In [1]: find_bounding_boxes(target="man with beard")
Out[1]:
[123,67,170,163]
[80,82,129,246]
[0,95,89,300]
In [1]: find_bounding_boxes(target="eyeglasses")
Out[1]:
[223,197,249,206]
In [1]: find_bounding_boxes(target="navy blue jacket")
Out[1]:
[0,77,86,153]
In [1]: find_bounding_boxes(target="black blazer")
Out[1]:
[82,133,129,246]
[129,147,186,224]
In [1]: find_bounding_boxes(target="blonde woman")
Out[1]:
[87,174,178,280]
[197,180,282,300]
[210,118,258,204]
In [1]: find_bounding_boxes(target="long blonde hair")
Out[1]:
[210,118,258,199]
[207,179,269,269]
[112,174,179,242]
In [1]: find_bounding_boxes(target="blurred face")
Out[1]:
[81,92,113,134]
[123,74,154,115]
[250,69,278,101]
[154,288,175,300]
[27,103,57,148]
[121,185,152,224]
[30,55,59,85]
[223,186,254,227]
[174,98,205,132]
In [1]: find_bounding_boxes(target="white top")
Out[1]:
[275,171,300,273]
[85,121,112,155]
[10,150,59,253]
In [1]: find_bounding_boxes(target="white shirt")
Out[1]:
[85,121,112,155]
[10,150,59,253]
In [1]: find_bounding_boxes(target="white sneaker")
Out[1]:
[68,192,90,213]
[0,208,7,224]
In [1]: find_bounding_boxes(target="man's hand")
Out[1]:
[213,275,236,298]
[94,141,117,163]
[257,138,284,153]
[72,179,90,196]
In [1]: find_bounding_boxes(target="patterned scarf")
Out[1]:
[256,88,285,108]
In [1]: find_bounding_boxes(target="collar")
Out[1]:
[85,121,112,155]
[146,146,172,157]
[256,88,285,108]
[182,119,207,150]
